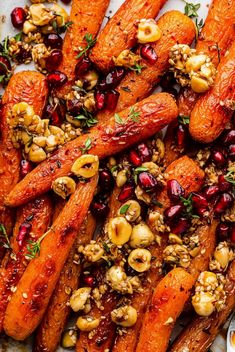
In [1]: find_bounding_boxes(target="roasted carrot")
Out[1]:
[97,10,195,121]
[178,0,235,116]
[189,41,235,143]
[0,195,52,332]
[136,268,195,352]
[0,71,48,259]
[56,0,110,97]
[112,155,205,352]
[170,260,235,352]
[3,176,98,341]
[5,93,178,207]
[34,212,96,352]
[89,0,167,72]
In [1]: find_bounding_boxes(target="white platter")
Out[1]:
[0,0,228,351]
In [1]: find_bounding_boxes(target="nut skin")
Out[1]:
[107,217,132,246]
[128,248,151,272]
[76,316,100,332]
[52,176,76,199]
[129,222,154,248]
[70,287,91,312]
[71,154,99,179]
[137,19,162,44]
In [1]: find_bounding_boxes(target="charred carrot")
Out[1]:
[98,10,195,121]
[90,0,167,72]
[56,0,110,97]
[170,260,235,352]
[34,212,96,352]
[189,41,235,143]
[178,0,235,116]
[0,71,48,259]
[3,176,98,340]
[136,268,195,352]
[5,93,178,207]
[0,195,52,332]
[112,156,205,352]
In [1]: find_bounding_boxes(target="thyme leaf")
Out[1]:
[178,115,190,125]
[26,230,50,259]
[129,62,145,75]
[76,33,96,59]
[80,137,92,154]
[0,224,11,250]
[225,170,235,186]
[75,108,98,128]
[183,1,200,17]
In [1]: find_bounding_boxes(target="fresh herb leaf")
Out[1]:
[183,1,200,17]
[129,62,145,75]
[180,194,193,215]
[178,115,190,125]
[80,137,92,154]
[110,165,118,174]
[152,199,163,208]
[128,107,140,123]
[75,108,98,128]
[14,32,23,42]
[52,20,73,35]
[26,230,49,259]
[119,204,130,214]
[0,224,11,250]
[103,242,110,253]
[134,166,148,174]
[225,170,235,186]
[195,18,204,34]
[76,33,96,59]
[115,113,124,125]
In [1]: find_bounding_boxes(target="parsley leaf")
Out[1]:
[76,33,96,59]
[183,1,200,17]
[80,137,92,154]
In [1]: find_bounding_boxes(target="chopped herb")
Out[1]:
[134,166,148,184]
[103,242,110,253]
[152,199,163,208]
[0,224,11,250]
[26,230,49,259]
[121,86,131,92]
[119,204,130,214]
[129,62,145,75]
[75,108,98,128]
[14,32,23,42]
[115,113,124,125]
[180,194,199,218]
[76,33,96,59]
[178,115,190,125]
[110,165,118,174]
[183,1,200,18]
[128,107,140,123]
[52,20,73,35]
[80,137,92,154]
[225,170,235,186]
[195,18,204,34]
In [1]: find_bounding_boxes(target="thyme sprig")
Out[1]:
[76,33,96,59]
[225,170,235,186]
[180,194,199,219]
[129,62,145,75]
[75,108,98,128]
[115,107,140,125]
[26,230,50,259]
[183,1,200,17]
[0,224,11,250]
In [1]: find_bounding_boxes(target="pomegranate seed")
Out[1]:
[44,105,62,125]
[129,150,142,167]
[91,196,109,217]
[20,160,32,178]
[99,169,114,192]
[140,44,158,64]
[176,124,187,148]
[216,222,230,241]
[75,57,91,77]
[137,143,152,162]
[66,99,82,116]
[45,49,63,71]
[228,144,235,160]
[44,33,63,50]
[118,182,135,202]
[61,0,71,3]
[211,149,227,167]
[167,179,185,202]
[105,89,120,111]
[191,193,208,209]
[0,56,11,75]
[203,185,220,200]
[47,71,67,88]
[11,7,26,29]
[17,222,32,248]
[15,46,31,64]
[138,172,158,191]
[164,205,183,221]
[223,129,235,145]
[230,224,235,244]
[218,175,232,192]
[170,217,190,235]
[196,207,208,217]
[214,192,233,215]
[98,68,125,91]
[95,90,106,110]
[82,275,95,287]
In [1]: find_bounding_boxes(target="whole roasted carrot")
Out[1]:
[136,268,195,352]
[3,176,98,341]
[189,41,235,143]
[170,260,235,352]
[0,195,52,332]
[98,10,195,121]
[34,212,96,352]
[5,93,178,207]
[56,0,110,97]
[112,156,205,352]
[0,71,48,259]
[178,0,235,117]
[89,0,167,72]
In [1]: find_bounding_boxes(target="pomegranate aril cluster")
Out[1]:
[17,222,32,248]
